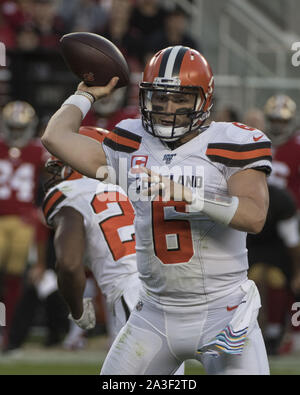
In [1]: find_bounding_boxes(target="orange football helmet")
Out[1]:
[139,46,214,141]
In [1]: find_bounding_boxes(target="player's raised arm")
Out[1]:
[41,77,119,179]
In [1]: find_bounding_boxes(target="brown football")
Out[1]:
[59,32,130,88]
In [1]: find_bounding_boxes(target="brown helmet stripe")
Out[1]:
[172,47,188,77]
[158,47,173,77]
[158,46,189,79]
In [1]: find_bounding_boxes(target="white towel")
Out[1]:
[197,280,261,357]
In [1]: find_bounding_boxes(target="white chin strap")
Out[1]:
[153,125,188,141]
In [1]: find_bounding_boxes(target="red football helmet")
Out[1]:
[44,126,107,190]
[139,46,214,141]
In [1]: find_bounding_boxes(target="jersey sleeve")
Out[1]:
[206,122,272,181]
[42,186,88,227]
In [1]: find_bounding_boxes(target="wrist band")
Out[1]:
[187,191,239,226]
[62,94,91,119]
[75,90,95,103]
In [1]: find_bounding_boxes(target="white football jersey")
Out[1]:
[102,119,272,306]
[43,177,139,309]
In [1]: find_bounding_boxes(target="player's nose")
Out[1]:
[165,99,177,113]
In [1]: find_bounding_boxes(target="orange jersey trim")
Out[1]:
[43,190,65,220]
[206,147,272,160]
[105,132,141,150]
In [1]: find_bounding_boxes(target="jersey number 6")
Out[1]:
[152,200,194,265]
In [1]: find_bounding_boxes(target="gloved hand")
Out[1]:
[69,298,96,330]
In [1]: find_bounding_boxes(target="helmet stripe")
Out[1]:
[164,46,182,78]
[158,46,189,79]
[172,47,188,77]
[158,47,173,77]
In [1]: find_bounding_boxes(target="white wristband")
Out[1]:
[187,192,239,226]
[62,94,91,119]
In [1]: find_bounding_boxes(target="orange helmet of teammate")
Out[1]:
[1,101,38,147]
[264,94,297,146]
[139,46,214,141]
[44,126,107,190]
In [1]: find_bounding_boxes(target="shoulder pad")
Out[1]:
[103,119,142,153]
[206,122,272,168]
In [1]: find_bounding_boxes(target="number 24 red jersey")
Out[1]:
[0,137,48,217]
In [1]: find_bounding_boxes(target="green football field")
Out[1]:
[0,336,300,375]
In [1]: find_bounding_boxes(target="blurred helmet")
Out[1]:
[44,155,76,191]
[264,95,297,146]
[264,95,296,121]
[1,101,38,147]
[139,46,214,141]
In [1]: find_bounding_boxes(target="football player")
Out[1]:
[42,46,271,374]
[262,95,300,353]
[247,184,300,354]
[0,101,49,348]
[43,126,185,374]
[42,127,140,343]
[264,95,299,197]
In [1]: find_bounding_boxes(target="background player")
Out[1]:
[41,46,271,375]
[262,94,300,352]
[264,95,299,194]
[42,127,140,345]
[0,100,49,349]
[247,184,300,354]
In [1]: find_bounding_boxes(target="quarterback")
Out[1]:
[42,46,271,374]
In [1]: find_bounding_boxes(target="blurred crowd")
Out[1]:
[0,0,198,68]
[0,0,300,361]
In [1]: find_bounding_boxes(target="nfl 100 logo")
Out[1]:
[163,154,177,165]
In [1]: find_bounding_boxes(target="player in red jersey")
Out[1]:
[263,94,300,353]
[0,100,49,348]
[264,95,300,202]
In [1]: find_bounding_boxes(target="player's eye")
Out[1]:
[153,94,168,104]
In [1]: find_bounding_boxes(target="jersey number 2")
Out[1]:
[91,191,136,261]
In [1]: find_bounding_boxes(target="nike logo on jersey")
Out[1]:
[253,135,264,142]
[227,305,239,311]
[227,300,246,311]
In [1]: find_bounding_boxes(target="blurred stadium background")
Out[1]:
[1,0,300,375]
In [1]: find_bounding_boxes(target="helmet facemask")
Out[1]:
[140,80,211,142]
